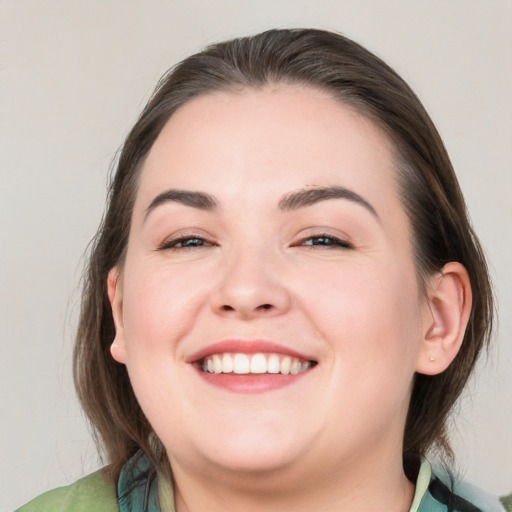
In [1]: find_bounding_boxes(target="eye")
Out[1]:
[158,236,214,251]
[298,234,353,249]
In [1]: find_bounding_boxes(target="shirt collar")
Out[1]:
[409,459,432,512]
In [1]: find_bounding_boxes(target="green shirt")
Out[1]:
[15,454,507,512]
[15,469,117,512]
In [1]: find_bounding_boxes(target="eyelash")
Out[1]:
[157,233,353,251]
[157,235,214,251]
[295,234,353,250]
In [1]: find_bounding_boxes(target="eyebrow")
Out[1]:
[144,189,218,221]
[278,186,379,219]
[143,185,379,222]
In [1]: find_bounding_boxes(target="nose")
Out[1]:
[210,249,291,320]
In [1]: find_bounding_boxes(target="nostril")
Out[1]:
[221,304,272,312]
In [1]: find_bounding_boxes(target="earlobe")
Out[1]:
[107,267,127,364]
[416,262,472,376]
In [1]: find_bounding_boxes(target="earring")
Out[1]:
[429,356,436,362]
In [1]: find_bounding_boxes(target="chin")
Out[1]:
[166,428,311,478]
[208,443,300,473]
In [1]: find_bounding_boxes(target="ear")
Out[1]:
[107,267,127,364]
[416,262,472,375]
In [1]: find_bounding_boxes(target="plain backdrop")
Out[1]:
[1,1,511,510]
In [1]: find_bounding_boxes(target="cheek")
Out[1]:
[299,257,422,365]
[120,262,211,357]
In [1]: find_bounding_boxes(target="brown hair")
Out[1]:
[74,28,494,480]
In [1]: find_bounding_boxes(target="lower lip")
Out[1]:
[195,368,312,394]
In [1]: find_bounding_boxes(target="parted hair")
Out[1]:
[74,28,494,480]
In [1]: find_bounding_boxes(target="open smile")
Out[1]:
[188,340,318,393]
[201,352,315,375]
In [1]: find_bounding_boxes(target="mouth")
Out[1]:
[188,340,317,393]
[199,352,315,375]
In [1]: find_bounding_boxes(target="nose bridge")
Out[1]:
[211,239,290,319]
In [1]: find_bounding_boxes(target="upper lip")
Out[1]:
[186,340,317,364]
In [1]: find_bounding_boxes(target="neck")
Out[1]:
[170,450,415,512]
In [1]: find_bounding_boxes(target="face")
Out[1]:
[109,85,430,483]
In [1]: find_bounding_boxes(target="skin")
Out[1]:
[108,85,471,511]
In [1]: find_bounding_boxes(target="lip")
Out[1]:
[186,339,316,364]
[187,339,317,394]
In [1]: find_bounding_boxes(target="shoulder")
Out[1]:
[420,469,506,512]
[501,493,512,512]
[15,469,118,512]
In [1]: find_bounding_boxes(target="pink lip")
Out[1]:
[196,371,311,394]
[186,339,315,364]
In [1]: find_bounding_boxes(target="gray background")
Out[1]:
[1,1,511,510]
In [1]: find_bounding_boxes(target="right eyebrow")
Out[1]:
[143,189,219,222]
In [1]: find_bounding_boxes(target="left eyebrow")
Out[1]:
[278,186,380,220]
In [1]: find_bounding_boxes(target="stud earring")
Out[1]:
[429,356,436,362]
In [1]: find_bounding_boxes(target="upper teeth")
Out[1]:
[201,353,312,375]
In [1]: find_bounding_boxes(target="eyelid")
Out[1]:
[156,231,217,251]
[291,230,354,250]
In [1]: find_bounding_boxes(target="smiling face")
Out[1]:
[108,85,430,487]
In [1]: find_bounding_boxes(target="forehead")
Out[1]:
[135,85,402,220]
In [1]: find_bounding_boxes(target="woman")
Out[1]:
[17,28,506,512]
